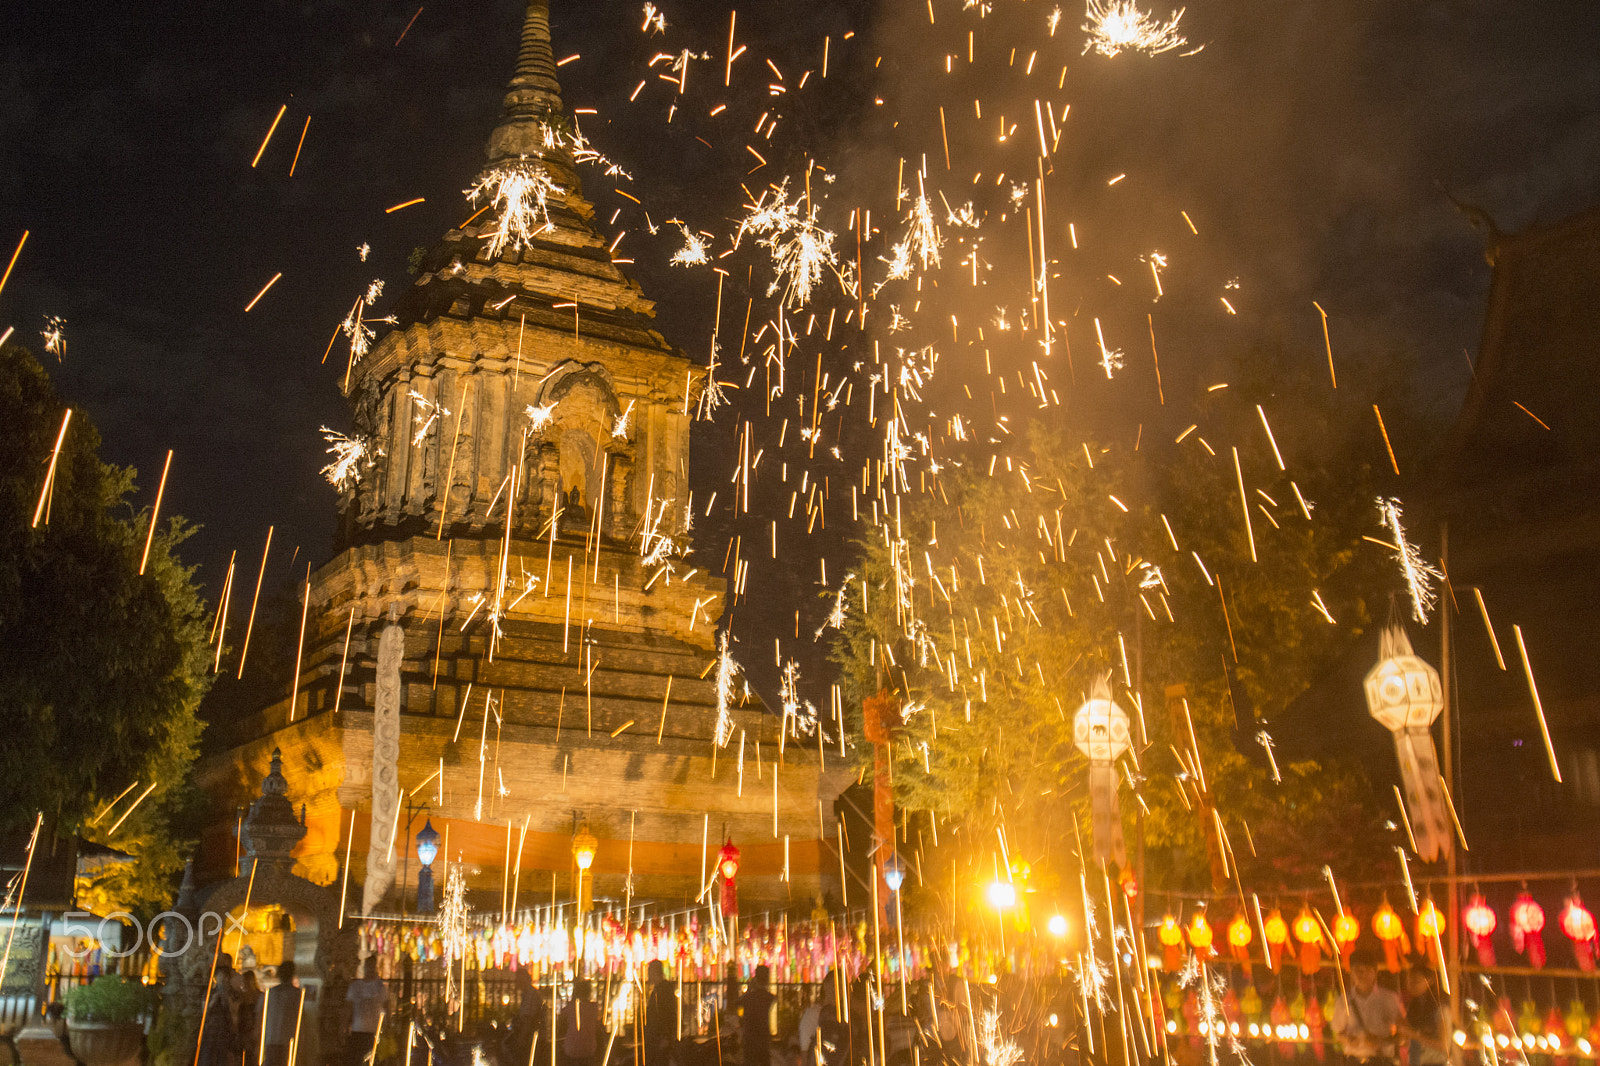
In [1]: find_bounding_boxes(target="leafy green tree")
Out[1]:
[831,418,1393,896]
[0,343,211,916]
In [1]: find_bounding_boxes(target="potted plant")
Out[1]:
[65,975,152,1066]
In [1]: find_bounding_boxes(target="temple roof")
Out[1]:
[364,0,678,383]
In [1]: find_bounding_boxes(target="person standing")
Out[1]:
[261,961,306,1066]
[1401,966,1451,1066]
[237,971,264,1066]
[643,961,677,1066]
[737,967,775,1066]
[510,968,549,1066]
[559,978,604,1066]
[345,957,394,1066]
[1331,950,1405,1066]
[198,954,239,1066]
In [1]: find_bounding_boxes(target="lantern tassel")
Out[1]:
[1087,763,1127,867]
[1393,729,1453,862]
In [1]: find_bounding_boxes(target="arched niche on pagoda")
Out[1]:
[530,360,635,538]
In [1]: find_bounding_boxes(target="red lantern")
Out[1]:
[1293,907,1323,975]
[1510,891,1546,968]
[1560,894,1596,972]
[1463,894,1498,967]
[717,838,740,916]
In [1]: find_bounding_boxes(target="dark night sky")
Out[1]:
[2,0,1599,716]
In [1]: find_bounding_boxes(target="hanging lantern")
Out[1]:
[1417,899,1445,969]
[1364,626,1452,862]
[1073,673,1132,866]
[1264,908,1290,973]
[1293,906,1324,975]
[1187,910,1215,957]
[1510,891,1547,968]
[1157,913,1184,971]
[1463,893,1498,967]
[1227,913,1254,969]
[1372,899,1409,972]
[717,838,741,917]
[1333,912,1361,963]
[1560,894,1597,972]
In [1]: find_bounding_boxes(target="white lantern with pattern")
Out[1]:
[1365,625,1452,862]
[1074,673,1131,866]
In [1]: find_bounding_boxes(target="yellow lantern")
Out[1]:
[1263,909,1290,972]
[1158,914,1183,946]
[1188,912,1214,952]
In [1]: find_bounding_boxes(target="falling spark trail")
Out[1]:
[139,450,174,575]
[1513,625,1561,782]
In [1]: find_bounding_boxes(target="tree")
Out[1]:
[830,417,1394,898]
[0,343,211,916]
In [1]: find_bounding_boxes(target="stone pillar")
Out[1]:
[362,615,404,913]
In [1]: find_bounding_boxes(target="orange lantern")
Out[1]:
[1188,911,1215,957]
[1463,893,1498,967]
[1418,898,1444,949]
[1372,900,1409,972]
[1560,894,1596,972]
[1227,913,1254,969]
[1158,913,1184,971]
[1511,891,1547,968]
[1334,912,1361,963]
[1293,906,1324,975]
[1264,909,1290,973]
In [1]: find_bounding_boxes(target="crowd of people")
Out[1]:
[185,945,1460,1066]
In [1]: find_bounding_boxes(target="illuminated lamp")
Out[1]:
[1334,912,1361,963]
[1292,906,1323,975]
[1463,893,1498,967]
[1510,891,1547,968]
[1187,911,1214,955]
[1372,899,1408,972]
[716,838,741,917]
[1157,913,1183,971]
[1263,909,1290,973]
[1073,674,1131,866]
[1560,893,1596,972]
[1227,913,1253,969]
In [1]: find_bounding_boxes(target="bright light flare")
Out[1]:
[1083,0,1191,57]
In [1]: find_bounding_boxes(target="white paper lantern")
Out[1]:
[1364,626,1443,732]
[1364,624,1452,862]
[1074,673,1130,867]
[1074,675,1132,763]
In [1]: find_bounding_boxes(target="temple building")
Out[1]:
[195,0,849,918]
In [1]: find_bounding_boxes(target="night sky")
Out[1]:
[3,0,1599,717]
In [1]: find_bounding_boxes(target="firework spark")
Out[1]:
[641,2,667,34]
[612,399,635,439]
[526,402,558,432]
[1377,496,1443,623]
[670,223,710,266]
[735,180,838,308]
[409,390,449,445]
[40,316,65,359]
[713,630,741,747]
[320,427,378,491]
[1083,0,1191,57]
[467,158,562,259]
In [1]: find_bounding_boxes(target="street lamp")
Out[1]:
[572,824,598,916]
[882,855,905,893]
[415,819,440,913]
[987,881,1016,910]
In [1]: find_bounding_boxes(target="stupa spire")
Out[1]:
[484,0,574,175]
